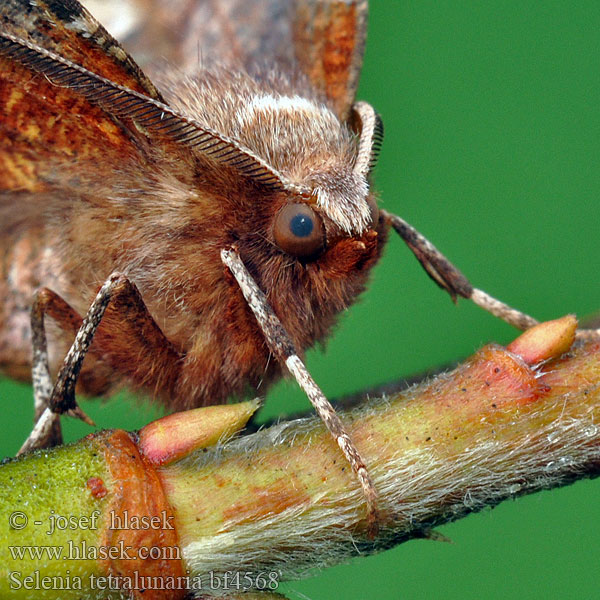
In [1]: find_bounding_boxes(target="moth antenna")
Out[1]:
[0,32,286,191]
[351,101,384,178]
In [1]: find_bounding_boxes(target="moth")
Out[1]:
[0,0,581,534]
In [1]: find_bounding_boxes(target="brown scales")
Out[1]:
[0,0,382,412]
[2,0,583,542]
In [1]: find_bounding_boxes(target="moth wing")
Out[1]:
[292,0,368,119]
[2,0,161,98]
[0,0,165,195]
[80,0,296,75]
[0,57,148,196]
[81,0,367,119]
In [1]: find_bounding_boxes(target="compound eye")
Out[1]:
[273,203,325,258]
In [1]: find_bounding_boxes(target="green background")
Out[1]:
[1,1,599,598]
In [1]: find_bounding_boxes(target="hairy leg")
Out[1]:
[221,248,380,537]
[19,274,182,454]
[383,210,599,339]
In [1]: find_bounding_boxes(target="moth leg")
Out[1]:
[19,273,182,454]
[19,288,88,454]
[382,210,543,330]
[384,211,600,340]
[221,248,380,537]
[19,281,115,454]
[384,211,600,339]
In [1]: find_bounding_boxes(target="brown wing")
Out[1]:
[80,0,367,119]
[2,0,161,98]
[292,1,368,120]
[80,0,296,74]
[0,50,146,195]
[0,0,163,194]
[0,3,285,196]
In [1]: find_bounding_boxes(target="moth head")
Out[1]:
[267,101,384,261]
[159,72,384,263]
[214,91,388,348]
